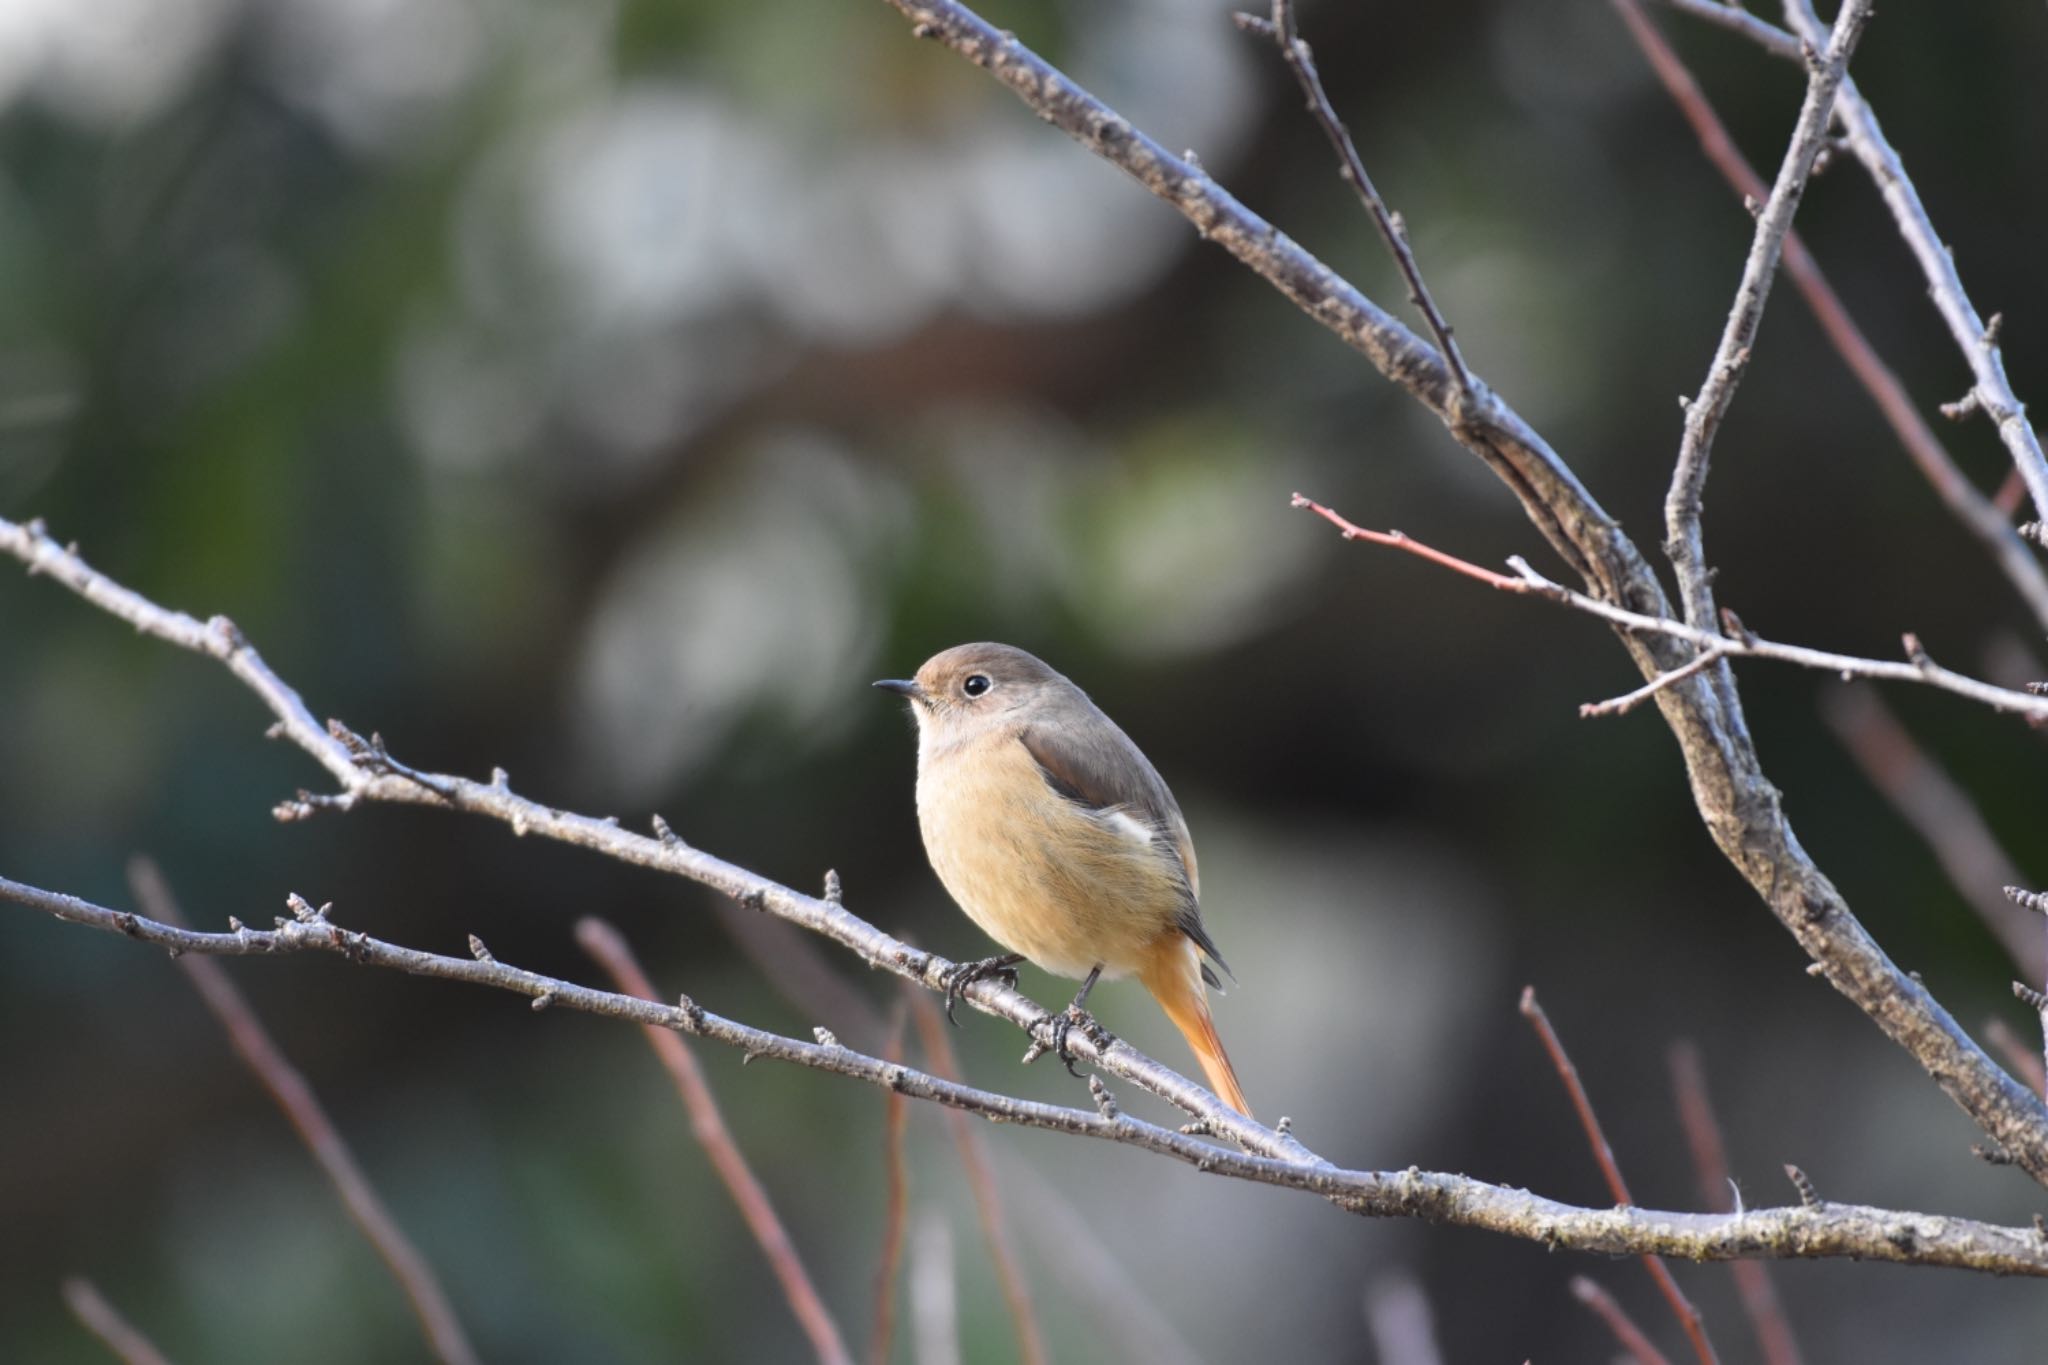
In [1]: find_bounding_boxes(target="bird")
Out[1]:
[874,642,1250,1116]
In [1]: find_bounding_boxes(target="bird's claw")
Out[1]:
[941,953,1022,1025]
[1046,1004,1110,1077]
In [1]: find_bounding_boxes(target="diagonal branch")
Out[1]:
[867,0,2048,1189]
[576,919,853,1365]
[1572,1276,1677,1365]
[1523,989,1718,1365]
[1292,496,2048,725]
[1234,2,1478,416]
[1611,0,2048,634]
[1663,0,1872,633]
[1669,1043,1805,1365]
[11,871,2048,1277]
[1821,687,2044,982]
[62,1279,173,1365]
[127,859,479,1365]
[1659,0,2048,525]
[0,514,1311,1170]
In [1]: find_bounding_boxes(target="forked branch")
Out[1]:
[8,872,2048,1277]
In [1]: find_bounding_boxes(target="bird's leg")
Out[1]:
[1045,964,1108,1077]
[941,952,1024,1024]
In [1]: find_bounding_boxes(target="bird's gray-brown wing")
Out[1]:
[1017,714,1235,987]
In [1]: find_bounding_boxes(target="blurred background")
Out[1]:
[4,0,2047,1359]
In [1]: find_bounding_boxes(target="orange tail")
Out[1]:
[1140,943,1251,1117]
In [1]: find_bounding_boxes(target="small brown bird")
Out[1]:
[875,643,1250,1115]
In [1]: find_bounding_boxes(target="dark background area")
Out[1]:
[4,0,2046,1359]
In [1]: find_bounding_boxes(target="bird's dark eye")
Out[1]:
[962,674,991,698]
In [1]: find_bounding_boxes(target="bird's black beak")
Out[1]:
[872,678,925,703]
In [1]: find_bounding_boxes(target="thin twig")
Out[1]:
[1522,988,1719,1365]
[126,859,478,1365]
[576,919,853,1365]
[1660,0,2048,524]
[10,873,2048,1275]
[907,990,1048,1365]
[1663,0,1872,633]
[1669,1043,1805,1365]
[1235,2,1478,418]
[1293,495,2048,724]
[28,9,2048,1199]
[1985,1018,2048,1100]
[1570,1276,1677,1365]
[62,1278,173,1365]
[1820,687,2044,982]
[1611,0,2048,634]
[870,1007,912,1365]
[1581,646,1731,718]
[876,0,2048,1194]
[715,897,1196,1365]
[0,515,1306,1169]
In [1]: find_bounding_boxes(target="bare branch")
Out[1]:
[1522,988,1719,1365]
[899,0,2048,1196]
[1234,2,1478,418]
[1669,1043,1805,1365]
[1580,646,1731,718]
[713,888,1198,1364]
[908,991,1048,1365]
[0,515,1308,1167]
[1612,0,2048,633]
[126,860,478,1365]
[11,871,2048,1276]
[1662,0,2048,524]
[879,1,1612,590]
[1663,0,1872,633]
[576,919,853,1365]
[1820,687,2044,982]
[1292,496,2048,724]
[1571,1276,1677,1365]
[62,1279,173,1365]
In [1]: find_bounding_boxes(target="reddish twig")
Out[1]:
[1985,1018,2048,1099]
[1611,0,2048,633]
[127,859,478,1365]
[1571,1276,1677,1365]
[1291,495,2048,724]
[714,892,1196,1364]
[869,1007,912,1365]
[1668,1043,1805,1365]
[908,990,1049,1365]
[1522,988,1719,1365]
[62,1278,173,1365]
[1821,687,2044,983]
[575,918,853,1365]
[1996,469,2028,519]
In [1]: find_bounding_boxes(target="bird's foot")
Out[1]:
[941,953,1024,1024]
[1044,1003,1113,1077]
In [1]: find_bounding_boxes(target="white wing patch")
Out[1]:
[1104,809,1155,847]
